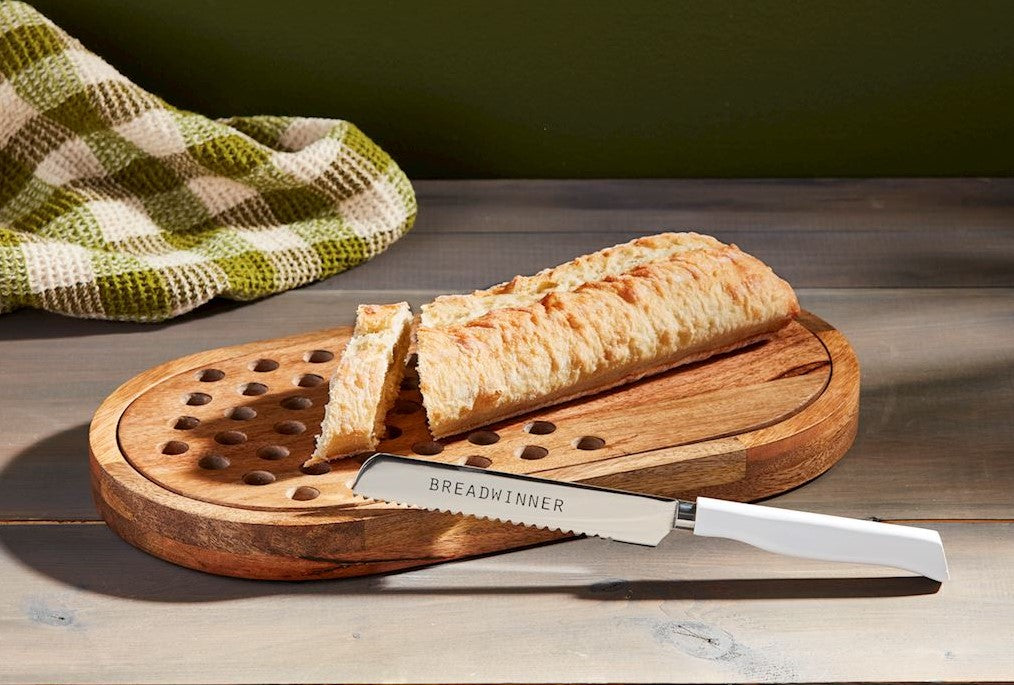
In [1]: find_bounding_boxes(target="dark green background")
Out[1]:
[30,0,1014,178]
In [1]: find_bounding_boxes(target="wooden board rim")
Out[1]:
[89,310,859,579]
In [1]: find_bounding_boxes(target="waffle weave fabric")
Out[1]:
[0,2,415,321]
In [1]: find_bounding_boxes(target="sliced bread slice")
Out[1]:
[307,302,413,465]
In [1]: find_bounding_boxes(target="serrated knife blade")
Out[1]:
[351,454,950,581]
[351,453,677,544]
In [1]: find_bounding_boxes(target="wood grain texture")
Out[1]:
[115,322,829,512]
[308,179,1014,291]
[91,314,853,579]
[1,179,1012,683]
[312,228,1014,291]
[2,288,1012,522]
[0,521,1011,684]
[408,179,1014,234]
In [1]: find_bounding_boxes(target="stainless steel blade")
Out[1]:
[351,453,677,545]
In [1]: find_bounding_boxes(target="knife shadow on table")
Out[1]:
[387,576,943,601]
[0,520,941,602]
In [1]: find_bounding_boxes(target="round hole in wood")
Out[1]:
[250,358,279,373]
[524,420,556,435]
[227,406,257,421]
[384,425,403,440]
[215,430,247,445]
[274,420,306,435]
[304,349,334,363]
[290,486,320,501]
[196,368,225,382]
[296,373,324,388]
[517,445,549,460]
[301,461,331,476]
[412,440,443,456]
[257,445,290,461]
[243,470,275,486]
[575,435,606,450]
[161,440,189,455]
[393,399,421,414]
[468,430,500,445]
[184,392,211,406]
[280,395,312,410]
[240,382,268,396]
[198,454,230,470]
[462,455,492,468]
[173,416,200,430]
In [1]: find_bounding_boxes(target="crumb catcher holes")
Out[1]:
[198,454,230,470]
[525,420,556,435]
[275,420,306,435]
[161,440,189,455]
[243,471,276,486]
[296,373,324,388]
[301,461,331,476]
[575,436,606,450]
[185,392,211,406]
[240,382,268,396]
[305,349,334,363]
[197,369,224,382]
[290,486,320,501]
[215,430,247,445]
[227,406,257,421]
[462,455,492,468]
[173,416,200,430]
[518,445,549,460]
[250,358,279,372]
[281,395,312,410]
[257,445,290,461]
[468,430,500,445]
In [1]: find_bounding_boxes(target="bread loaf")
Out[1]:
[308,302,412,464]
[416,232,799,438]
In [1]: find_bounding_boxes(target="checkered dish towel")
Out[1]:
[0,2,416,322]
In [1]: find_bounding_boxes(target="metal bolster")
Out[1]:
[672,500,697,529]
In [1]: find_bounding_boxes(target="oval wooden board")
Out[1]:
[90,311,859,580]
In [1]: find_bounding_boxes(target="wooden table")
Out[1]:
[2,179,1012,684]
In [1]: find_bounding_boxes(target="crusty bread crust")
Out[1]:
[420,232,725,329]
[417,233,799,438]
[308,302,412,463]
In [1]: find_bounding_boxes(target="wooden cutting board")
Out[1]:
[89,310,858,580]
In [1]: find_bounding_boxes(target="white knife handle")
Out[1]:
[692,497,949,581]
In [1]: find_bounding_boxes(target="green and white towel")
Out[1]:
[0,2,415,322]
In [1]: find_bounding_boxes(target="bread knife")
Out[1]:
[351,453,949,581]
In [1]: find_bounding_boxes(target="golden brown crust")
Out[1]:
[308,302,413,463]
[420,232,725,329]
[417,233,798,438]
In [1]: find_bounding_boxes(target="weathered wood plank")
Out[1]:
[776,288,1014,519]
[0,521,1010,683]
[1,180,1012,684]
[314,227,1014,290]
[0,289,1011,522]
[409,179,1014,234]
[298,178,1014,290]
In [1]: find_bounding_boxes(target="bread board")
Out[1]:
[89,310,859,580]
